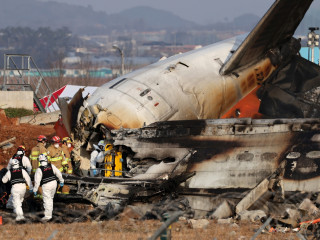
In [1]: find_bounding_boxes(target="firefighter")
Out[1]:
[90,140,105,176]
[2,158,33,221]
[7,146,32,175]
[33,154,64,221]
[104,143,123,177]
[29,135,48,174]
[61,137,73,174]
[47,136,66,173]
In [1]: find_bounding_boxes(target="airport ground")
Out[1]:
[0,216,303,240]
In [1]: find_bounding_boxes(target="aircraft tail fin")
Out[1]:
[220,0,313,75]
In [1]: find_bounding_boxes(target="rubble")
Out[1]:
[0,137,16,149]
[235,178,270,214]
[299,198,320,218]
[187,219,209,229]
[210,200,233,220]
[237,210,267,222]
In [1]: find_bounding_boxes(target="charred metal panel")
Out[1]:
[259,56,320,118]
[59,88,85,135]
[63,172,194,206]
[112,118,320,191]
[88,184,131,206]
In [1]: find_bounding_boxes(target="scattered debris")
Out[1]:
[0,137,16,149]
[217,218,233,224]
[188,219,209,229]
[211,200,233,220]
[299,198,320,218]
[237,210,267,222]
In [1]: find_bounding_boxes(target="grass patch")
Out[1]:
[4,108,34,118]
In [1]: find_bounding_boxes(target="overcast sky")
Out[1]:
[39,0,278,24]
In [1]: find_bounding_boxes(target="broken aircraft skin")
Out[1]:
[57,0,320,209]
[61,117,320,210]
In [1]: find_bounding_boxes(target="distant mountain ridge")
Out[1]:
[1,0,316,36]
[0,0,198,34]
[116,6,198,31]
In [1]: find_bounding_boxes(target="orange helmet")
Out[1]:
[37,135,47,142]
[51,136,61,143]
[17,145,26,151]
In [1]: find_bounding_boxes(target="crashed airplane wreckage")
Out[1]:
[62,118,320,208]
[57,0,320,212]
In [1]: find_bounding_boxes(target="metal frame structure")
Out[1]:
[2,54,58,112]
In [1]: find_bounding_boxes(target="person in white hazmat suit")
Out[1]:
[90,140,106,176]
[7,146,32,174]
[6,152,32,210]
[33,154,64,221]
[2,158,33,221]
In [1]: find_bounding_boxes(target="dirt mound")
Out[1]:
[0,122,56,165]
[0,109,16,126]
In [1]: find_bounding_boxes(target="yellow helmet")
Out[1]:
[105,143,113,151]
[62,137,72,144]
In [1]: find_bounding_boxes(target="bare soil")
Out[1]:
[0,115,56,166]
[0,218,303,240]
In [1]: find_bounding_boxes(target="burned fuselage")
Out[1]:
[110,118,320,192]
[63,118,320,208]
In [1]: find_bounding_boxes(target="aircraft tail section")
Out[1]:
[220,0,313,75]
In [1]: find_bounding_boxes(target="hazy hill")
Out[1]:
[115,6,198,31]
[207,14,260,32]
[0,0,198,34]
[0,0,318,36]
[0,0,264,35]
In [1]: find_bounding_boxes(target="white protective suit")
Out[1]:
[90,144,105,176]
[6,155,32,209]
[2,168,33,221]
[33,164,64,220]
[7,155,32,174]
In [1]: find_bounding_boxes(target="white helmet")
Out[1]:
[38,154,48,167]
[11,158,20,169]
[98,140,105,150]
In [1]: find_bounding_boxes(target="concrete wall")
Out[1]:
[0,91,33,110]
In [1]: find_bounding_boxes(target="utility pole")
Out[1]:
[307,27,319,64]
[112,45,124,76]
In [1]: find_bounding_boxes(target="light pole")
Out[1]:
[112,45,124,76]
[307,27,319,64]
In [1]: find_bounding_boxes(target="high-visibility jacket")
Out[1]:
[47,145,65,172]
[61,144,73,174]
[29,143,47,174]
